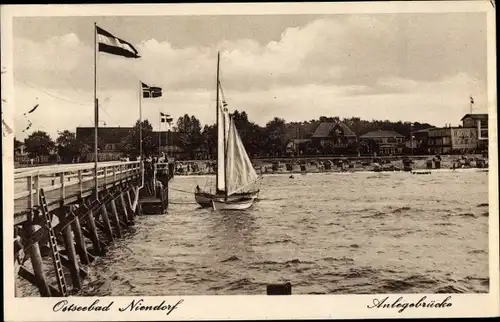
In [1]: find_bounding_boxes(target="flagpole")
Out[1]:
[165,122,170,159]
[93,22,99,199]
[158,111,161,155]
[139,81,143,159]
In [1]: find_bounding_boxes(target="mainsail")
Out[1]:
[225,118,258,196]
[216,88,230,192]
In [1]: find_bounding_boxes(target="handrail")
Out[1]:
[14,161,143,213]
[14,160,123,174]
[14,161,140,179]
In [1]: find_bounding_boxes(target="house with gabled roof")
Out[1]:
[310,121,358,154]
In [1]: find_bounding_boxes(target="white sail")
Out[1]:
[216,100,226,191]
[225,118,258,196]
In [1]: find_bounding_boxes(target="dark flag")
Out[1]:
[470,96,474,104]
[96,26,140,58]
[142,82,162,98]
[160,112,173,123]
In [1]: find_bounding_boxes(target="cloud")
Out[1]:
[15,14,486,91]
[11,13,488,139]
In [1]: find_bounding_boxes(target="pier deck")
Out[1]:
[12,160,174,297]
[14,161,141,224]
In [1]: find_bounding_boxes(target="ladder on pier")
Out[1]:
[39,189,68,296]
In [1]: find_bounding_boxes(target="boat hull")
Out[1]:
[212,197,255,211]
[195,190,259,208]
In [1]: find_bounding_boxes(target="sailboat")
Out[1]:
[194,52,260,210]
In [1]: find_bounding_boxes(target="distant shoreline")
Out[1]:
[172,167,488,179]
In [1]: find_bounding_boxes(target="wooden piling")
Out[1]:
[120,193,131,224]
[165,179,169,210]
[100,204,114,240]
[71,215,90,264]
[86,210,103,256]
[61,216,81,290]
[110,199,123,238]
[24,220,51,297]
[126,190,134,219]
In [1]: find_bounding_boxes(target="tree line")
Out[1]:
[14,113,435,162]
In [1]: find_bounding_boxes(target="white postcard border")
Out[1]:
[2,1,499,321]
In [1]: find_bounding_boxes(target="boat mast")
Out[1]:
[220,55,229,200]
[215,51,220,193]
[224,113,228,200]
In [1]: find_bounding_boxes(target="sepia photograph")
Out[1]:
[2,1,498,320]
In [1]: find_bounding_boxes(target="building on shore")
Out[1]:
[310,121,358,154]
[359,130,405,155]
[75,127,183,161]
[425,113,488,154]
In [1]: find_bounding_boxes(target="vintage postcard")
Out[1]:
[2,1,498,321]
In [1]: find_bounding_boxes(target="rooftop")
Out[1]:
[460,113,488,121]
[359,130,405,138]
[312,122,356,138]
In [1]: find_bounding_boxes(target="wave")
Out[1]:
[220,255,241,263]
[362,212,387,219]
[251,259,315,266]
[468,249,487,254]
[378,279,414,292]
[225,277,256,290]
[392,206,411,213]
[342,267,377,279]
[435,285,468,293]
[322,256,354,263]
[285,259,314,265]
[263,238,296,245]
[458,212,476,218]
[477,203,489,207]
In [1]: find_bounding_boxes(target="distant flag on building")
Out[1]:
[142,82,162,98]
[96,25,140,58]
[160,112,173,123]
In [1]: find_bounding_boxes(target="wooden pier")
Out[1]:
[13,160,174,297]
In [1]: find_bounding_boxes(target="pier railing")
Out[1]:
[14,161,141,223]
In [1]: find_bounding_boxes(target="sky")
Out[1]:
[11,12,489,140]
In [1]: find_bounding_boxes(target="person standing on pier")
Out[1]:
[145,158,154,195]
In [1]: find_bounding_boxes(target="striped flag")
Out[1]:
[470,96,475,104]
[160,112,173,123]
[96,26,140,58]
[142,82,162,98]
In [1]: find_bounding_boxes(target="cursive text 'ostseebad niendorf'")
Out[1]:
[53,298,184,315]
[367,296,452,313]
